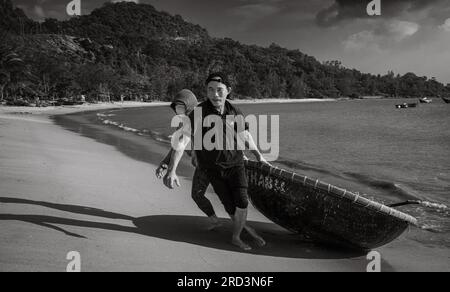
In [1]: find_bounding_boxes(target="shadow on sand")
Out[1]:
[0,197,365,259]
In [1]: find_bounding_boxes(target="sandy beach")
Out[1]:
[0,104,448,272]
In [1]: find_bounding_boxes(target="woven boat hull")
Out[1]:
[245,161,417,250]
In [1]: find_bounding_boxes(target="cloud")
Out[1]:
[33,5,46,19]
[12,0,141,20]
[343,20,419,51]
[226,2,281,33]
[385,20,420,40]
[343,30,379,51]
[317,0,445,27]
[440,18,450,32]
[230,3,280,20]
[111,0,139,3]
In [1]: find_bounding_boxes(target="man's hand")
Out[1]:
[156,163,168,179]
[257,155,272,167]
[164,171,181,189]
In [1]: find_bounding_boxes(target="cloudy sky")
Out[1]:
[11,0,450,84]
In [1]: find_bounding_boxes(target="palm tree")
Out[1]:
[0,50,25,101]
[0,70,9,101]
[0,48,9,101]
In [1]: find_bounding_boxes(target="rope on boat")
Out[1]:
[245,160,418,225]
[353,193,360,203]
[314,179,320,189]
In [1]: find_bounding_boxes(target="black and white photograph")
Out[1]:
[0,0,449,274]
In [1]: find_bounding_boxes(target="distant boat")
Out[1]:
[396,103,418,109]
[419,97,432,104]
[442,97,450,104]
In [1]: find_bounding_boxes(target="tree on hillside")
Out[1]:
[74,63,119,102]
[0,49,27,101]
[287,75,307,99]
[445,84,450,96]
[0,70,9,101]
[426,77,443,97]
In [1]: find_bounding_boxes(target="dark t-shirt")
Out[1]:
[188,99,248,170]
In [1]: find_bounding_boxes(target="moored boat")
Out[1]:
[396,103,418,109]
[442,97,450,104]
[419,98,432,104]
[245,160,417,250]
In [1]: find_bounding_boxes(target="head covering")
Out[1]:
[170,89,198,115]
[205,72,231,87]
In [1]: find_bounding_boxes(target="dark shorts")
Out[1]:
[205,165,249,215]
[191,168,215,217]
[191,168,210,198]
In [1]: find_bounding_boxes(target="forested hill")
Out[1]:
[1,0,449,102]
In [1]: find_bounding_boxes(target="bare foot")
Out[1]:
[253,236,266,247]
[207,218,223,231]
[232,238,252,251]
[244,227,266,247]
